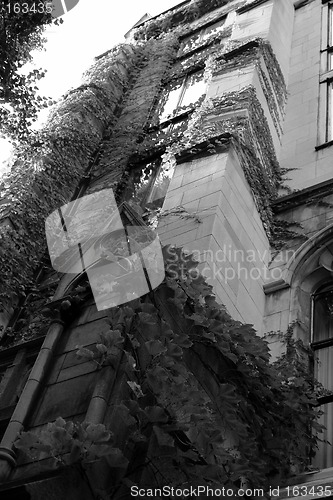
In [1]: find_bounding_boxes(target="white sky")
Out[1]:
[0,0,182,168]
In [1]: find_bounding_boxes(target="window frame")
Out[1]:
[149,13,231,131]
[319,1,333,145]
[152,67,207,126]
[311,285,333,468]
[123,157,176,213]
[177,14,227,58]
[311,286,333,347]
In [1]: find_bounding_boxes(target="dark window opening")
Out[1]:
[0,486,31,500]
[312,285,333,468]
[123,158,175,214]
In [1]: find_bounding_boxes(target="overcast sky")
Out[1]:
[0,0,182,167]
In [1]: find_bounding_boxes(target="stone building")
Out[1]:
[0,0,332,497]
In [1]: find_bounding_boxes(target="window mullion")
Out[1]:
[318,3,333,145]
[140,162,160,208]
[329,5,333,48]
[321,3,329,50]
[176,77,188,110]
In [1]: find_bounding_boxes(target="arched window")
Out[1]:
[312,284,333,468]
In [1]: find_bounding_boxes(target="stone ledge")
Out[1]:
[273,178,333,213]
[176,133,233,164]
[237,0,270,15]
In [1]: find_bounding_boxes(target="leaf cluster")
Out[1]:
[15,417,125,467]
[0,0,61,143]
[0,43,138,321]
[13,247,326,492]
[76,329,126,369]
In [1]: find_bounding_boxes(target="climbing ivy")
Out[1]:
[14,247,328,493]
[0,44,138,319]
[1,1,324,496]
[134,0,241,41]
[270,218,307,251]
[0,0,63,143]
[0,20,290,335]
[15,417,126,468]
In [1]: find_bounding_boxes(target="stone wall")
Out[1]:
[158,147,270,333]
[280,0,325,189]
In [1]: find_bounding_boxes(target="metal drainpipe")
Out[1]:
[85,365,114,424]
[0,319,65,482]
[85,344,127,425]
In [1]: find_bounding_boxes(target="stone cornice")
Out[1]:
[0,337,44,361]
[237,0,270,14]
[273,179,333,213]
[176,133,233,164]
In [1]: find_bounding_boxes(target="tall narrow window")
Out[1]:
[312,285,333,468]
[319,2,333,144]
[327,5,333,70]
[325,5,333,141]
[327,82,333,142]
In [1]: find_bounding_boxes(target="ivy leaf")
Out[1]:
[105,448,129,468]
[312,421,325,433]
[84,423,113,443]
[219,347,238,363]
[49,426,70,448]
[96,343,108,354]
[144,406,169,423]
[14,432,40,454]
[145,339,167,356]
[141,303,157,314]
[138,312,157,326]
[160,355,175,368]
[187,313,208,326]
[123,399,142,416]
[76,346,95,360]
[168,296,186,310]
[173,375,187,386]
[150,366,169,381]
[153,426,174,448]
[101,329,124,347]
[167,343,183,358]
[122,306,135,318]
[173,334,193,348]
[202,331,216,342]
[114,404,137,426]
